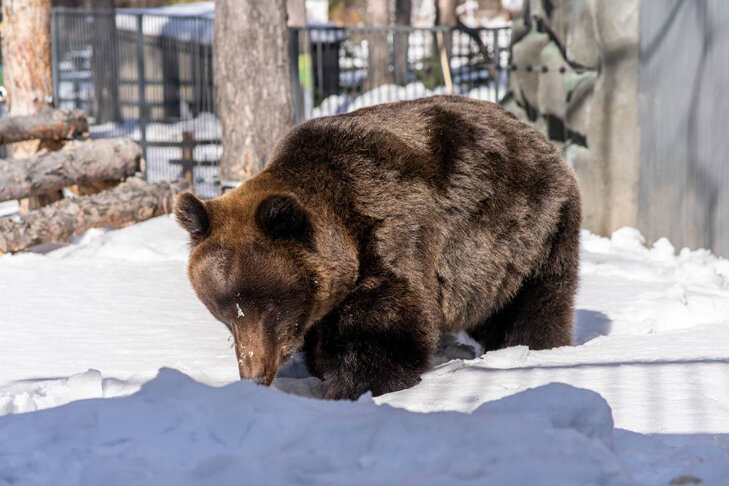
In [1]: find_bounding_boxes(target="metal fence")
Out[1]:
[289,25,512,122]
[51,8,511,197]
[52,7,220,197]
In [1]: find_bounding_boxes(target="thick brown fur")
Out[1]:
[175,95,581,400]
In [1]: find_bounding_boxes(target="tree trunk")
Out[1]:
[437,0,458,26]
[0,110,89,145]
[286,0,306,26]
[0,178,190,254]
[0,139,141,202]
[214,0,294,188]
[91,0,121,124]
[435,0,456,94]
[366,0,393,90]
[1,0,54,159]
[394,0,412,85]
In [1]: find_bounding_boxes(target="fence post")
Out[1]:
[493,29,500,102]
[180,131,195,183]
[50,10,60,108]
[136,14,148,176]
[288,28,304,124]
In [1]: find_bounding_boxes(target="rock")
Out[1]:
[591,0,640,55]
[525,0,571,51]
[566,0,600,68]
[526,0,545,24]
[564,70,596,142]
[537,41,572,118]
[511,0,641,236]
[533,114,549,137]
[542,0,571,49]
[564,144,605,233]
[510,31,550,109]
[587,0,640,233]
[502,94,548,138]
[502,95,531,123]
[511,15,530,44]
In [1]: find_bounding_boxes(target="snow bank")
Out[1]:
[2,217,729,484]
[0,369,141,416]
[0,370,631,485]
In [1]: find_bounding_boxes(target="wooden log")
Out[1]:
[1,0,54,158]
[0,109,89,145]
[0,178,191,254]
[0,139,141,202]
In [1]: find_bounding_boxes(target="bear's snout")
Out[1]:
[249,374,269,385]
[231,318,282,386]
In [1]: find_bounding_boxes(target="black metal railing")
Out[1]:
[50,8,511,196]
[52,7,219,196]
[289,25,512,122]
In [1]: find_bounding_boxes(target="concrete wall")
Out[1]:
[507,0,729,257]
[506,0,641,236]
[639,0,729,256]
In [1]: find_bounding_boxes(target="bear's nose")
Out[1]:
[250,374,268,385]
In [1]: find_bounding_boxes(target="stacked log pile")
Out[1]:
[0,109,89,145]
[0,109,189,254]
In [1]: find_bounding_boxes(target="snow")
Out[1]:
[0,373,634,485]
[312,83,502,118]
[119,1,214,18]
[0,200,19,218]
[116,3,214,45]
[1,216,729,484]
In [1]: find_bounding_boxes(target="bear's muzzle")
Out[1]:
[231,318,281,386]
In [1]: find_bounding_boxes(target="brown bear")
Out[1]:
[174,95,581,400]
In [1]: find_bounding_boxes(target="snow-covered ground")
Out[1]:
[312,82,505,118]
[1,217,728,484]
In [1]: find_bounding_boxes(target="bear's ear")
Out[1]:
[174,192,210,242]
[255,193,311,243]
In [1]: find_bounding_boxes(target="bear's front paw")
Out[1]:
[322,373,368,401]
[322,372,422,400]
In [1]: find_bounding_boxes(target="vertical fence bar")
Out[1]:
[493,29,499,102]
[288,27,304,124]
[50,10,60,108]
[135,14,148,175]
[315,33,324,107]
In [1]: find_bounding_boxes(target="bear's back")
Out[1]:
[266,96,579,331]
[269,95,571,224]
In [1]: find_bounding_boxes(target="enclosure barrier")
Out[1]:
[0,109,187,254]
[50,7,511,198]
[288,25,512,123]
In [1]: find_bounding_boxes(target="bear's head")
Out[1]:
[174,190,358,386]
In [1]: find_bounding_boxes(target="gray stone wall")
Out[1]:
[506,0,640,236]
[639,0,729,257]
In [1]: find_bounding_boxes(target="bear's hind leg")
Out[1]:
[501,269,576,350]
[307,276,439,400]
[469,199,580,351]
